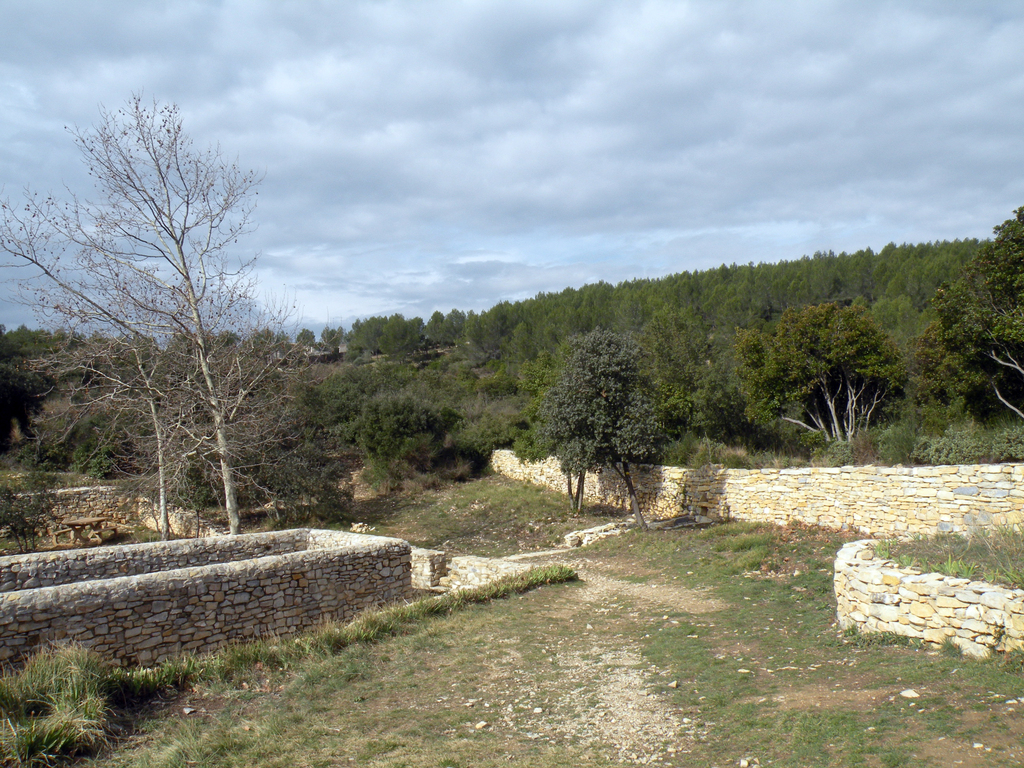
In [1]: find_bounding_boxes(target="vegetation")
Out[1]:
[10,478,1015,768]
[876,525,1024,589]
[736,303,905,443]
[541,329,660,523]
[0,471,59,553]
[0,111,1020,533]
[933,206,1024,422]
[0,564,575,766]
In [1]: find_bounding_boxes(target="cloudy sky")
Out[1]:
[2,1,1023,332]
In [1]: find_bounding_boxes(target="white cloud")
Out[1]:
[2,0,1024,330]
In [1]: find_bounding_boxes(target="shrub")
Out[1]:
[877,418,920,465]
[824,440,854,467]
[912,423,991,465]
[993,424,1024,462]
[0,472,59,553]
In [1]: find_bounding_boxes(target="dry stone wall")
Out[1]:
[835,540,1024,658]
[53,485,225,538]
[441,555,531,591]
[0,529,410,666]
[0,529,309,592]
[491,450,1024,538]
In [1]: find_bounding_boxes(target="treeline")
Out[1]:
[4,228,1023,531]
[332,239,979,366]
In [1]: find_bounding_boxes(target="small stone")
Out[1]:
[899,689,919,699]
[737,668,752,674]
[475,721,488,730]
[533,707,543,713]
[586,624,593,629]
[183,707,196,715]
[668,680,679,688]
[973,742,984,749]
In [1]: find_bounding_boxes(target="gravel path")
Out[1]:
[481,551,723,764]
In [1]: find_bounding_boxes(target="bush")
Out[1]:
[0,472,59,553]
[912,423,992,465]
[824,440,855,467]
[877,418,920,465]
[993,424,1024,462]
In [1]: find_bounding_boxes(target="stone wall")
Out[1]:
[0,529,410,666]
[410,547,447,589]
[834,540,1024,658]
[53,485,225,538]
[0,529,309,592]
[491,450,1024,538]
[442,555,531,591]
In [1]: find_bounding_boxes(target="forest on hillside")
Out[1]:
[5,96,1023,552]
[5,222,1024,539]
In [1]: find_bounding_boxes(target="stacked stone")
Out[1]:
[48,485,226,538]
[0,530,310,592]
[563,522,634,548]
[0,529,411,667]
[491,450,1024,539]
[409,547,447,589]
[489,450,729,522]
[441,555,530,590]
[726,465,1024,537]
[834,540,1024,658]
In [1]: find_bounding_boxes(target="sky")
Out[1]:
[2,1,1023,333]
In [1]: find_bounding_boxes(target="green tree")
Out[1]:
[639,309,748,443]
[541,329,660,526]
[0,472,59,553]
[0,326,53,453]
[933,206,1024,421]
[736,303,905,443]
[378,314,424,357]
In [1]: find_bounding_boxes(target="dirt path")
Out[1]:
[470,551,725,765]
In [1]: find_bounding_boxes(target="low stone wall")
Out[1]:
[0,529,410,666]
[442,555,531,591]
[834,540,1024,658]
[410,547,447,589]
[491,450,1024,538]
[53,485,225,538]
[0,529,310,593]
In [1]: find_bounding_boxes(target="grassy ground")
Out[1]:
[40,478,1024,767]
[878,528,1024,589]
[335,474,628,557]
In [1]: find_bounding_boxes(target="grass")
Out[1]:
[80,507,1024,767]
[0,565,576,766]
[9,477,1024,767]
[333,474,628,557]
[876,525,1024,589]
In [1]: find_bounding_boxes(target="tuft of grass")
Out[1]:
[214,564,576,679]
[884,524,1024,589]
[841,626,920,649]
[0,565,575,765]
[0,646,111,765]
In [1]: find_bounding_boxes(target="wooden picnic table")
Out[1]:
[53,516,118,545]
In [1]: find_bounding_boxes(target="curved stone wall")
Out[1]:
[834,540,1024,658]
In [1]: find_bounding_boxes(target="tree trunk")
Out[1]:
[213,419,240,534]
[614,461,648,530]
[146,399,170,540]
[574,470,586,512]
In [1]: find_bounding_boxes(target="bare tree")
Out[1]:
[0,95,293,534]
[46,333,193,539]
